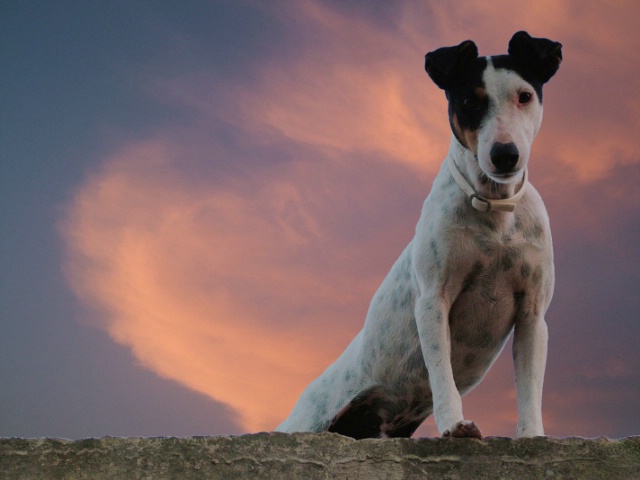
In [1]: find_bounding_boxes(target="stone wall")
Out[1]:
[1,433,639,479]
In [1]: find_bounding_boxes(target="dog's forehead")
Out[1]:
[487,54,544,99]
[482,60,533,101]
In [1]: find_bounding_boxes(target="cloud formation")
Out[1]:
[61,0,640,436]
[61,138,426,431]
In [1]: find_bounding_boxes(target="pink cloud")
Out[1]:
[61,141,365,431]
[60,135,427,432]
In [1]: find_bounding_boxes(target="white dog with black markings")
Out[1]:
[277,31,562,439]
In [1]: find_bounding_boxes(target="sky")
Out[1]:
[1,0,639,440]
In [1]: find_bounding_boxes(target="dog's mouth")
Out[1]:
[487,170,521,184]
[475,152,524,185]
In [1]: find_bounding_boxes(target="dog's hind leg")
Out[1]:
[327,386,391,438]
[327,386,426,439]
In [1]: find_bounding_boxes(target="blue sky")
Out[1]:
[2,0,639,439]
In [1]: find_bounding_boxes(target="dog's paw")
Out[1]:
[442,420,483,439]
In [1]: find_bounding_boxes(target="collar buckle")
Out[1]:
[448,158,527,214]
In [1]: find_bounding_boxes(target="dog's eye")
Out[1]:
[463,97,479,109]
[518,92,533,104]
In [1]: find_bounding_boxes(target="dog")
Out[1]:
[276,31,562,439]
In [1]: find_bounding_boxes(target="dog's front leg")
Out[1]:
[513,315,548,437]
[415,294,482,438]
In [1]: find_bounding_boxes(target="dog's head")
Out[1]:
[425,31,562,184]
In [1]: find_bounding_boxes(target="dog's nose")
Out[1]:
[490,142,519,173]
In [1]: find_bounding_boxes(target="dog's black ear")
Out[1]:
[508,31,562,84]
[425,40,478,90]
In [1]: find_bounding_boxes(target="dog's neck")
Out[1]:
[446,137,527,213]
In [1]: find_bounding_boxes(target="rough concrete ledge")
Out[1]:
[1,433,639,480]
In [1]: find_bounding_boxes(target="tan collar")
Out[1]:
[448,157,528,213]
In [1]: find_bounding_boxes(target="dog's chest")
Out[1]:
[363,190,551,395]
[443,216,548,387]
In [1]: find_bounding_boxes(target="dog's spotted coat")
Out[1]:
[277,31,562,439]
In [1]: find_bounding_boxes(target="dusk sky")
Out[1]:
[2,0,639,440]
